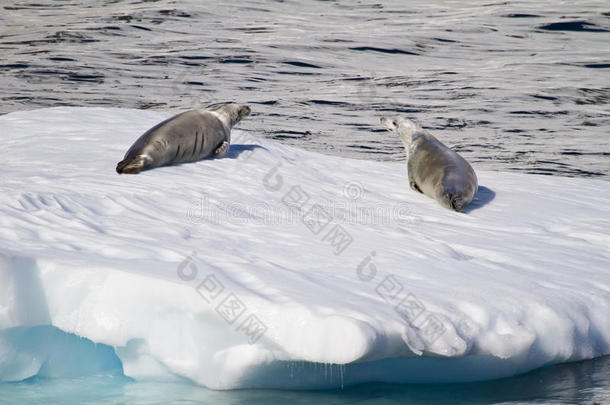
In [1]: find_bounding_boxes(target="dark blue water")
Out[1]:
[1,355,609,405]
[1,0,609,177]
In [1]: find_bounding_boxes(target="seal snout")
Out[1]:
[240,105,251,118]
[380,117,398,131]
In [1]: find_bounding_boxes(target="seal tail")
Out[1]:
[116,155,145,174]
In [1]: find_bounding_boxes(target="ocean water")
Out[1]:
[1,0,609,178]
[1,356,609,405]
[1,1,610,404]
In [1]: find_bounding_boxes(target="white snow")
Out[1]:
[0,107,609,389]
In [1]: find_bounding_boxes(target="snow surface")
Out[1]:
[0,107,609,389]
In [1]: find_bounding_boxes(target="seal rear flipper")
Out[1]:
[441,193,464,212]
[409,178,423,194]
[116,155,148,174]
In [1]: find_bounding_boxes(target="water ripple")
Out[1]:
[0,0,609,178]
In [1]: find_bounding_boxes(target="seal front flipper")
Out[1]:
[407,159,423,193]
[213,141,229,158]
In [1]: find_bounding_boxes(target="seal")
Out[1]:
[381,117,478,212]
[116,103,251,174]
